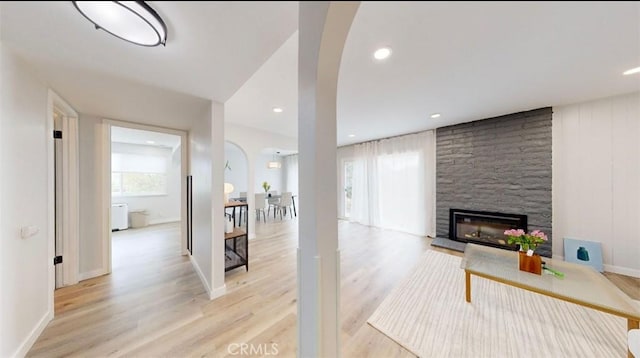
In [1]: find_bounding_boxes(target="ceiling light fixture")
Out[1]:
[623,66,640,75]
[146,140,155,144]
[72,1,167,47]
[430,113,441,119]
[267,151,282,169]
[273,107,284,113]
[373,47,392,60]
[348,134,356,138]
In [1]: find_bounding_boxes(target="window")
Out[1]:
[112,152,168,196]
[111,172,167,196]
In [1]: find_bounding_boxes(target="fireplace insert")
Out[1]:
[449,209,527,251]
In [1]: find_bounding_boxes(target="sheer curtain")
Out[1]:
[283,154,299,196]
[350,131,436,236]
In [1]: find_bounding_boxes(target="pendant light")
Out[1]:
[267,151,281,169]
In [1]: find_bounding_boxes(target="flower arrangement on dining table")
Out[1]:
[504,229,548,254]
[262,181,271,193]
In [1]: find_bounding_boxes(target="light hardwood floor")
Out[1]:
[29,219,640,357]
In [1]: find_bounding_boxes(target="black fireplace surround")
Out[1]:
[449,209,527,251]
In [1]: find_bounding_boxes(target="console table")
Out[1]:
[224,201,248,272]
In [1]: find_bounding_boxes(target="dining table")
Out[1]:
[230,194,297,218]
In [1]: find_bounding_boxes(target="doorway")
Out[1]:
[109,125,185,272]
[50,90,80,291]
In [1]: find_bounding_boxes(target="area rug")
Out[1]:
[367,250,628,357]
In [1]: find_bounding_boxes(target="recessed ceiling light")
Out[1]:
[623,66,640,75]
[273,107,283,113]
[348,134,356,138]
[146,140,155,144]
[430,113,441,119]
[373,47,392,60]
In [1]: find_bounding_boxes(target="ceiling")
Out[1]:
[336,1,640,145]
[228,1,640,145]
[1,2,639,145]
[0,1,297,129]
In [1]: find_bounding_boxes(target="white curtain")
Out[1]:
[350,131,436,236]
[112,152,167,173]
[283,154,299,196]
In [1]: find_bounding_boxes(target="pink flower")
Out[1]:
[504,229,525,236]
[504,228,548,252]
[530,230,548,241]
[540,233,548,241]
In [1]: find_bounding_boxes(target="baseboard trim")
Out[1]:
[603,264,640,278]
[13,309,53,357]
[188,255,226,300]
[189,255,213,299]
[78,268,108,281]
[210,284,227,300]
[148,218,180,226]
[554,255,639,278]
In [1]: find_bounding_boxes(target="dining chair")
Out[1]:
[275,192,294,219]
[255,193,267,223]
[238,191,248,224]
[267,190,280,218]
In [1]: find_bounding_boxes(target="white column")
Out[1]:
[246,152,256,239]
[211,101,226,297]
[297,2,359,357]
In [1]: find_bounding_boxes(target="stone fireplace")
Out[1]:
[435,107,553,257]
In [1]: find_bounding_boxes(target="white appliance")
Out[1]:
[111,203,128,231]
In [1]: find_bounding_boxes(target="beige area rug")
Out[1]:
[367,250,628,358]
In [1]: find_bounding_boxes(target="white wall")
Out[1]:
[189,102,226,300]
[78,114,107,279]
[553,92,640,277]
[211,102,226,299]
[224,141,248,196]
[111,142,181,225]
[190,107,214,295]
[0,45,52,358]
